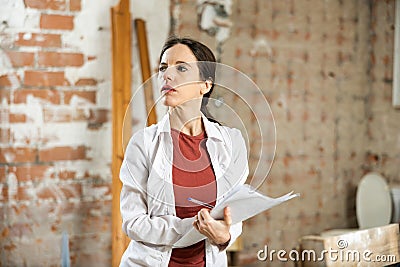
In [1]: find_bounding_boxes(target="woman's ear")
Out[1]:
[200,78,213,95]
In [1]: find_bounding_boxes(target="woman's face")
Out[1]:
[158,44,210,108]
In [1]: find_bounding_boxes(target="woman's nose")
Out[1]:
[162,66,174,81]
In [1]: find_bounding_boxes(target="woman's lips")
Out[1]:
[161,85,176,94]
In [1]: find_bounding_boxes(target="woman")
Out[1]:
[119,37,249,266]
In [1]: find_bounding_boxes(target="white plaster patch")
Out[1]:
[54,160,111,181]
[96,81,111,109]
[11,124,41,145]
[0,49,21,89]
[63,0,118,84]
[0,48,13,75]
[23,8,41,29]
[85,122,111,162]
[22,32,32,41]
[41,122,89,146]
[83,184,110,200]
[277,92,288,110]
[0,0,26,28]
[0,98,9,126]
[0,28,16,47]
[250,37,273,57]
[89,208,102,217]
[64,55,109,86]
[26,94,54,106]
[197,0,233,42]
[10,104,43,124]
[7,172,18,199]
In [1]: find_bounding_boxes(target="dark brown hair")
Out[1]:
[159,36,219,124]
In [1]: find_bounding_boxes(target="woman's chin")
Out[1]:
[163,99,178,108]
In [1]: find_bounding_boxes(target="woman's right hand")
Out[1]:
[193,207,231,247]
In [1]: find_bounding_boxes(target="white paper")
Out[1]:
[173,184,299,248]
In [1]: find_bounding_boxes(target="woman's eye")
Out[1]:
[159,65,167,72]
[177,65,188,72]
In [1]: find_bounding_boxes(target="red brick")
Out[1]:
[60,183,82,198]
[0,147,37,163]
[1,227,9,238]
[0,166,6,183]
[16,187,33,201]
[40,14,74,30]
[70,0,81,11]
[24,71,68,87]
[3,243,17,251]
[36,183,81,200]
[40,108,90,123]
[38,52,84,67]
[0,128,11,144]
[58,169,76,180]
[4,51,35,67]
[39,146,87,161]
[15,33,61,47]
[24,0,66,10]
[0,89,11,104]
[75,78,97,86]
[0,74,21,88]
[14,89,60,104]
[9,113,27,123]
[0,186,7,202]
[9,165,54,183]
[36,187,57,200]
[85,184,111,199]
[73,109,89,121]
[0,75,11,87]
[88,109,109,125]
[64,90,96,104]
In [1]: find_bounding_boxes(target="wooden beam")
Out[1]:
[110,0,131,266]
[135,19,158,126]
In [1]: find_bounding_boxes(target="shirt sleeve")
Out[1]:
[119,130,193,246]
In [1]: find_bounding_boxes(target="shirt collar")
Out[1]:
[155,112,224,142]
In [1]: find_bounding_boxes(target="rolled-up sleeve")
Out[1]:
[120,130,193,246]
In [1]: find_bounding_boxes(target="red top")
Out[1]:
[168,128,217,267]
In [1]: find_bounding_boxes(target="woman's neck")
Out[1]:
[168,101,203,136]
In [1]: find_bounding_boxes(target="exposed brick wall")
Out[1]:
[171,0,398,266]
[1,0,398,266]
[0,0,113,266]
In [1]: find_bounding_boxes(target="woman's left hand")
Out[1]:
[193,206,231,246]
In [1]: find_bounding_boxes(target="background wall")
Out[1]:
[0,0,116,265]
[0,0,399,266]
[170,0,399,265]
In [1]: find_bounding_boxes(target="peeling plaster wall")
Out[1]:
[0,0,118,265]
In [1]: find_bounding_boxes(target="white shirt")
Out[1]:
[119,113,249,267]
